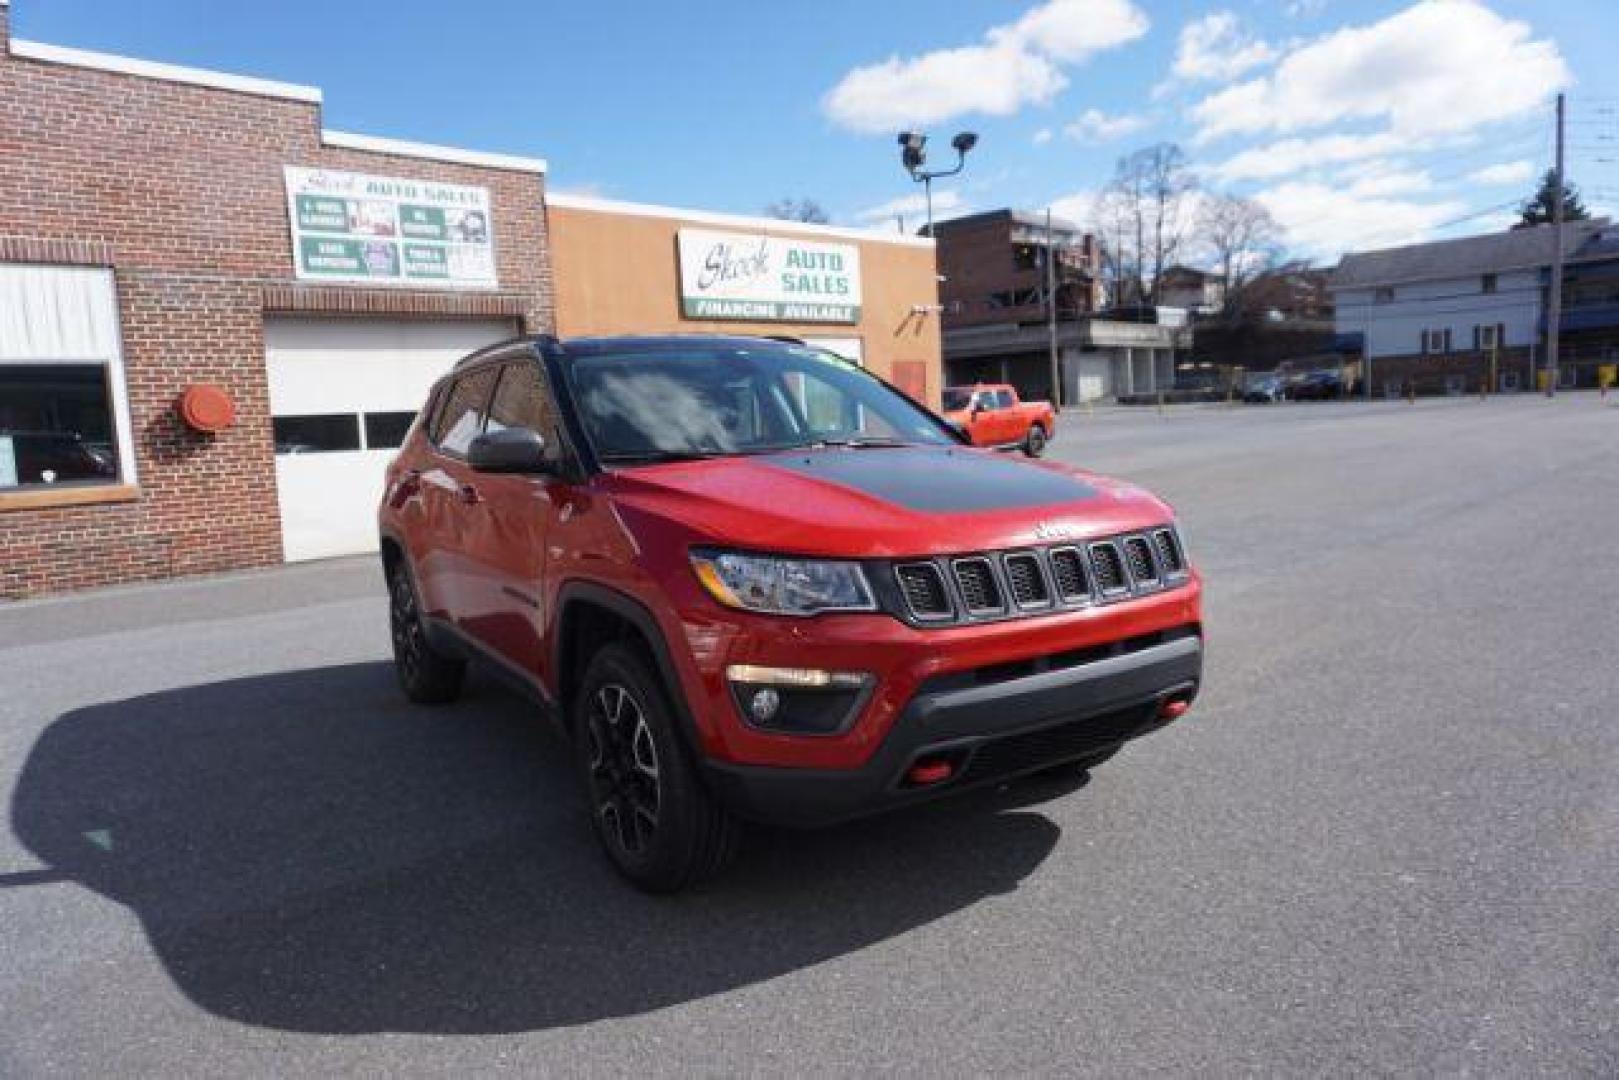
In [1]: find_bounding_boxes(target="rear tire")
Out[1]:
[388,565,465,704]
[573,643,740,893]
[1023,423,1048,457]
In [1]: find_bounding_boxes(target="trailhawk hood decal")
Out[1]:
[602,446,1172,559]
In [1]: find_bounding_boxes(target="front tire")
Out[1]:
[388,566,465,704]
[1023,423,1048,457]
[573,643,740,893]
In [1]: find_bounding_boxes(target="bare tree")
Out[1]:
[763,197,831,224]
[1091,143,1197,308]
[1197,193,1281,314]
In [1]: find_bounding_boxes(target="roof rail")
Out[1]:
[451,333,559,370]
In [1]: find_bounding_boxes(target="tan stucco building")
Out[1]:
[545,194,943,407]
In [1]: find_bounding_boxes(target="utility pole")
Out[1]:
[1046,209,1062,408]
[1546,91,1566,397]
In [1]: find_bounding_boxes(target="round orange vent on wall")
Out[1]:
[177,384,237,434]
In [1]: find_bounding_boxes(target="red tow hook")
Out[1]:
[906,758,956,786]
[1158,697,1192,721]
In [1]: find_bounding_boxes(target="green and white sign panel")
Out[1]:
[284,166,497,289]
[677,228,861,323]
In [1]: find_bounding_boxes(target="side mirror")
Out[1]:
[468,426,552,474]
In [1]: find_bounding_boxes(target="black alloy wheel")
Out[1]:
[388,567,465,704]
[583,682,662,858]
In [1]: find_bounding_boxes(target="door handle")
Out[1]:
[458,483,482,506]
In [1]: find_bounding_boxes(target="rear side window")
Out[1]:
[431,366,499,456]
[994,390,1015,408]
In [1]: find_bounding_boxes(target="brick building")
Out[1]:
[932,209,1185,404]
[0,0,553,597]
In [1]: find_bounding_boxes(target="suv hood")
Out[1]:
[603,445,1173,557]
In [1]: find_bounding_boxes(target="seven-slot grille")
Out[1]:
[895,563,952,619]
[953,557,1004,614]
[889,527,1188,625]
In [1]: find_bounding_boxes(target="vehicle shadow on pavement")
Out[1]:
[10,662,1065,1035]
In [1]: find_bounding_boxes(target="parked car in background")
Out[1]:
[1242,376,1285,403]
[941,383,1057,456]
[378,336,1203,891]
[1286,371,1344,401]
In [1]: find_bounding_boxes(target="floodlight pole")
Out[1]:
[1546,91,1566,397]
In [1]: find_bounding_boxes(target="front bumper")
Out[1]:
[702,629,1202,827]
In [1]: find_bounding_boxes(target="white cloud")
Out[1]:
[1255,181,1466,259]
[1285,0,1326,18]
[997,0,1151,61]
[823,0,1149,133]
[1048,190,1098,226]
[1207,131,1412,181]
[1468,159,1535,186]
[1343,164,1433,198]
[1191,0,1569,143]
[1064,107,1146,143]
[854,190,969,225]
[1033,128,1055,146]
[1172,12,1276,83]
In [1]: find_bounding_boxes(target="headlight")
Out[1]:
[691,550,876,616]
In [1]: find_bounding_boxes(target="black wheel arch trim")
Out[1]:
[552,580,704,753]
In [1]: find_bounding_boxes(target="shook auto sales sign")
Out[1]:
[284,166,497,289]
[677,228,861,323]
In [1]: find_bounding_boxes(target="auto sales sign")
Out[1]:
[677,228,861,323]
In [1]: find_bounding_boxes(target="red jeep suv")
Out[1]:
[379,335,1203,891]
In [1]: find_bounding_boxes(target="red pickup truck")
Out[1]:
[941,383,1057,456]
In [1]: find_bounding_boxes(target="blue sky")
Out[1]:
[13,0,1619,263]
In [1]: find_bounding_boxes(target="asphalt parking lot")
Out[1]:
[2,395,1616,1076]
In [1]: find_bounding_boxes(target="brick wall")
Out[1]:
[1364,348,1535,396]
[0,32,553,598]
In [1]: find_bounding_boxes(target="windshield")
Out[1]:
[941,388,972,411]
[565,343,954,463]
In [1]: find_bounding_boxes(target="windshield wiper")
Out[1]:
[598,449,731,465]
[793,437,915,450]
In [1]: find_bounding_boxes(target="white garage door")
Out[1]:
[266,317,516,562]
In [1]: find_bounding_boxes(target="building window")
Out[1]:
[273,414,361,454]
[1476,324,1500,350]
[363,411,417,450]
[1013,244,1041,271]
[1481,273,1497,294]
[1422,329,1453,354]
[1374,286,1395,304]
[0,364,121,489]
[0,266,135,497]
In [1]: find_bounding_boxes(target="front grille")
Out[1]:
[1153,529,1186,575]
[1089,542,1128,594]
[953,558,1004,614]
[895,563,952,619]
[885,528,1188,627]
[1003,553,1050,607]
[1123,536,1159,586]
[1047,547,1089,601]
[955,703,1157,786]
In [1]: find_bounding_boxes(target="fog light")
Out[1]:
[749,687,782,722]
[725,664,867,689]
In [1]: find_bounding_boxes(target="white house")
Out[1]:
[1330,220,1609,393]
